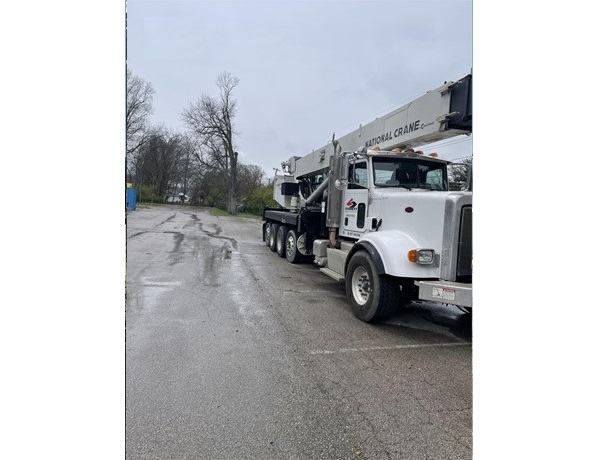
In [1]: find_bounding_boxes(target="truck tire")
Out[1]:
[276,225,288,257]
[346,251,399,322]
[264,222,272,247]
[269,223,279,251]
[285,229,301,264]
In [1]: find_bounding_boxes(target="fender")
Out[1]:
[346,230,441,279]
[346,240,386,274]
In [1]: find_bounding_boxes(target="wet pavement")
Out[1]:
[126,204,472,459]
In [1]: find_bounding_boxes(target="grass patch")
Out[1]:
[238,211,261,220]
[209,207,261,219]
[209,207,229,217]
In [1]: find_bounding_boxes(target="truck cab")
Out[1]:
[341,150,449,238]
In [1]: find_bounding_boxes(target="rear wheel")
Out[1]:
[269,223,279,251]
[285,229,301,264]
[345,251,399,322]
[264,223,272,247]
[276,225,288,257]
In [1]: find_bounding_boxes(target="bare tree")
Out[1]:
[127,68,156,178]
[136,129,184,198]
[177,133,199,202]
[181,72,240,213]
[236,163,266,200]
[448,156,473,191]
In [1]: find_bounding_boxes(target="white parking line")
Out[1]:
[138,277,182,287]
[310,342,471,355]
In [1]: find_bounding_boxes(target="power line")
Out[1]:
[426,136,473,150]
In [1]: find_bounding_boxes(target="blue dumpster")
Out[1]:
[126,187,137,211]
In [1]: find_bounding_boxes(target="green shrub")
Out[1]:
[136,185,160,203]
[244,185,278,215]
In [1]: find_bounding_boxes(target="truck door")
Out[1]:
[340,161,369,238]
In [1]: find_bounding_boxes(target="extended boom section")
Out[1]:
[284,74,472,179]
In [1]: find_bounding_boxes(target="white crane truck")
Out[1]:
[262,73,472,322]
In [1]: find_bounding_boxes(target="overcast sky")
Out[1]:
[126,0,473,177]
[5,4,597,457]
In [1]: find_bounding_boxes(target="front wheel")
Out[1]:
[345,251,400,322]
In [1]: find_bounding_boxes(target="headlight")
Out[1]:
[407,249,435,265]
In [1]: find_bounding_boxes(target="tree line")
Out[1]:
[126,69,277,215]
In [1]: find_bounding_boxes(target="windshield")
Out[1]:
[373,157,448,191]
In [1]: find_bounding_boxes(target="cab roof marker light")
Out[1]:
[415,150,424,155]
[428,152,438,157]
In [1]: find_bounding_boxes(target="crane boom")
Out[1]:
[285,73,472,178]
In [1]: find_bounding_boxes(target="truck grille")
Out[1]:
[457,205,472,282]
